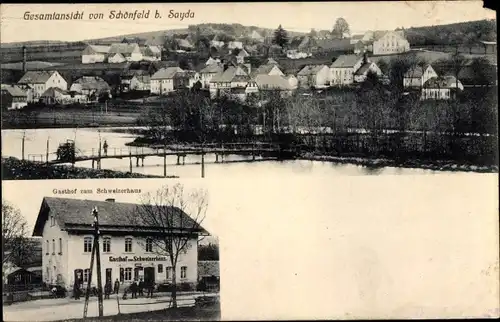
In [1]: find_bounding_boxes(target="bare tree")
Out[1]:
[130,184,209,308]
[2,201,35,268]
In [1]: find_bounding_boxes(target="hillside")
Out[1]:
[403,19,496,46]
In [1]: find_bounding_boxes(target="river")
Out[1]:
[2,127,446,178]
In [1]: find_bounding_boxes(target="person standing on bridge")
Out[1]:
[103,140,109,156]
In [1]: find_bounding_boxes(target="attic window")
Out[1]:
[50,215,55,227]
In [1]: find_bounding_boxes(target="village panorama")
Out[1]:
[1,17,498,180]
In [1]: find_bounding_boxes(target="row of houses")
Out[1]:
[82,43,162,64]
[1,71,112,109]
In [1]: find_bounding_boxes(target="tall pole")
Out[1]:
[93,207,104,317]
[83,237,97,318]
[46,136,50,164]
[22,131,26,161]
[97,131,102,170]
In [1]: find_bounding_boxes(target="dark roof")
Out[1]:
[18,71,59,84]
[315,39,354,51]
[33,197,208,236]
[198,261,220,277]
[354,63,373,76]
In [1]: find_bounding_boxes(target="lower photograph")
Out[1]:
[2,179,221,322]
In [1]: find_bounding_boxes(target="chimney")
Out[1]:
[105,198,115,203]
[22,46,27,73]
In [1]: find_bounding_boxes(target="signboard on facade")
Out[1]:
[108,256,167,262]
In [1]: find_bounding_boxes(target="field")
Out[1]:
[2,108,141,129]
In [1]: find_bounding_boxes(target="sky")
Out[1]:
[0,2,496,43]
[2,174,498,319]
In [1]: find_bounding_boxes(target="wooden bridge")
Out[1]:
[27,142,282,177]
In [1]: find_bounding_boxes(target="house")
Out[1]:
[297,65,331,89]
[173,71,200,90]
[353,61,383,83]
[251,64,284,78]
[422,76,464,100]
[316,30,332,39]
[17,71,67,102]
[255,74,297,97]
[1,84,28,110]
[209,65,257,100]
[130,75,151,91]
[40,88,87,105]
[210,35,225,48]
[330,54,365,85]
[228,41,243,50]
[360,30,410,55]
[480,40,496,54]
[176,38,195,51]
[140,46,162,61]
[200,64,224,89]
[286,50,309,59]
[150,67,184,94]
[403,64,439,88]
[350,35,364,45]
[205,57,221,66]
[235,48,250,64]
[32,197,209,290]
[315,39,354,53]
[250,30,264,42]
[81,45,110,64]
[69,76,110,98]
[107,43,143,63]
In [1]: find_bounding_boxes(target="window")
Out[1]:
[145,238,153,252]
[59,238,62,254]
[125,238,133,253]
[166,267,172,280]
[120,268,124,282]
[83,269,90,283]
[84,237,92,253]
[180,266,187,279]
[158,264,163,274]
[103,237,111,253]
[52,239,55,254]
[124,268,133,281]
[46,240,49,255]
[50,215,55,227]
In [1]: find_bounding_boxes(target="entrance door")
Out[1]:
[105,268,112,284]
[144,267,155,286]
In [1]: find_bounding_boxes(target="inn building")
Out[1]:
[32,197,209,291]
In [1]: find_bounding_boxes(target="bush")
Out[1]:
[156,282,196,292]
[195,296,220,307]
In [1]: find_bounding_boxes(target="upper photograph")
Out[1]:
[1,2,498,180]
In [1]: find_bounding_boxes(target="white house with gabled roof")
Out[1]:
[32,197,209,292]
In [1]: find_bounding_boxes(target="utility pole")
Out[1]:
[83,207,104,318]
[46,136,50,164]
[21,131,26,161]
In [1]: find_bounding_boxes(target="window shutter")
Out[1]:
[120,268,124,282]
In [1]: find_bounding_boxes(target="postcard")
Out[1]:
[1,2,498,321]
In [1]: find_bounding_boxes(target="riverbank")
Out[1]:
[299,152,499,173]
[1,157,176,180]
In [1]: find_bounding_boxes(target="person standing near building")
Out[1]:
[138,279,144,297]
[73,281,81,300]
[113,278,120,296]
[131,280,138,299]
[104,280,112,299]
[146,281,154,298]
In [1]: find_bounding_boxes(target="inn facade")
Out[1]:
[32,197,209,291]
